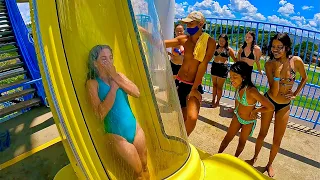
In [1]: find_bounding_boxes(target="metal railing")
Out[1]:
[195,18,320,129]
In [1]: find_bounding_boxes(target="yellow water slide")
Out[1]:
[30,0,272,179]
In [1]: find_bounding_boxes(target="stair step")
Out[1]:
[0,13,7,18]
[0,36,14,42]
[0,42,16,48]
[0,31,12,37]
[0,47,18,54]
[0,21,9,26]
[0,17,8,21]
[0,88,35,104]
[0,55,20,63]
[0,98,41,118]
[0,62,24,72]
[0,78,30,92]
[0,70,26,81]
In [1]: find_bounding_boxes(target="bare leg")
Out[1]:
[182,107,188,122]
[235,123,254,157]
[246,111,273,165]
[218,116,241,153]
[107,134,143,179]
[266,106,290,177]
[216,77,226,107]
[211,75,218,107]
[133,123,149,179]
[185,96,201,136]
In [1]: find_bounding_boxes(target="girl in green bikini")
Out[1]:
[218,61,274,157]
[86,45,149,180]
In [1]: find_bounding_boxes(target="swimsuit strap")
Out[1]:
[236,86,256,106]
[215,48,229,58]
[280,57,296,83]
[241,48,255,60]
[236,86,248,106]
[176,76,193,85]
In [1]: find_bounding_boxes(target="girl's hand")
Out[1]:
[250,109,258,119]
[188,89,202,102]
[168,51,174,58]
[284,90,296,100]
[103,62,118,78]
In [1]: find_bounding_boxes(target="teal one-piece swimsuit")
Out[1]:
[96,78,136,143]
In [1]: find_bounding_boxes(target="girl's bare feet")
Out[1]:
[210,101,218,108]
[142,166,150,180]
[135,171,143,180]
[266,164,275,177]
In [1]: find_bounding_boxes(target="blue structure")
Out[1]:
[0,0,46,122]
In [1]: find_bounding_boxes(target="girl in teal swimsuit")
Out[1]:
[218,61,274,158]
[86,45,149,180]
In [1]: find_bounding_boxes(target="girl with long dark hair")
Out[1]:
[210,34,237,108]
[246,33,307,177]
[237,31,263,75]
[218,61,274,157]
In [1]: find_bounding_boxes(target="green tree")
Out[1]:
[294,41,318,64]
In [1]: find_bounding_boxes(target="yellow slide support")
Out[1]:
[31,0,273,179]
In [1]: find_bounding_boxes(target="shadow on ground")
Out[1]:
[0,142,69,180]
[0,106,56,164]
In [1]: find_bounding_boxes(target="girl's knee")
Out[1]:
[187,114,198,122]
[238,139,247,148]
[258,131,268,140]
[187,109,199,122]
[272,137,283,147]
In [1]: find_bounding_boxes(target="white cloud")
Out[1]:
[228,0,257,15]
[254,13,266,21]
[278,2,295,17]
[182,2,189,6]
[279,0,287,5]
[228,0,265,21]
[299,24,318,32]
[302,6,314,10]
[308,13,320,28]
[241,13,266,21]
[309,21,317,27]
[267,15,295,26]
[17,3,30,24]
[291,16,306,26]
[291,16,306,22]
[188,0,235,18]
[175,3,187,18]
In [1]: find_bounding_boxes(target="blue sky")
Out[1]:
[176,0,320,31]
[18,0,319,32]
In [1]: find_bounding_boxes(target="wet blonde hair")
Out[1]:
[87,45,112,80]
